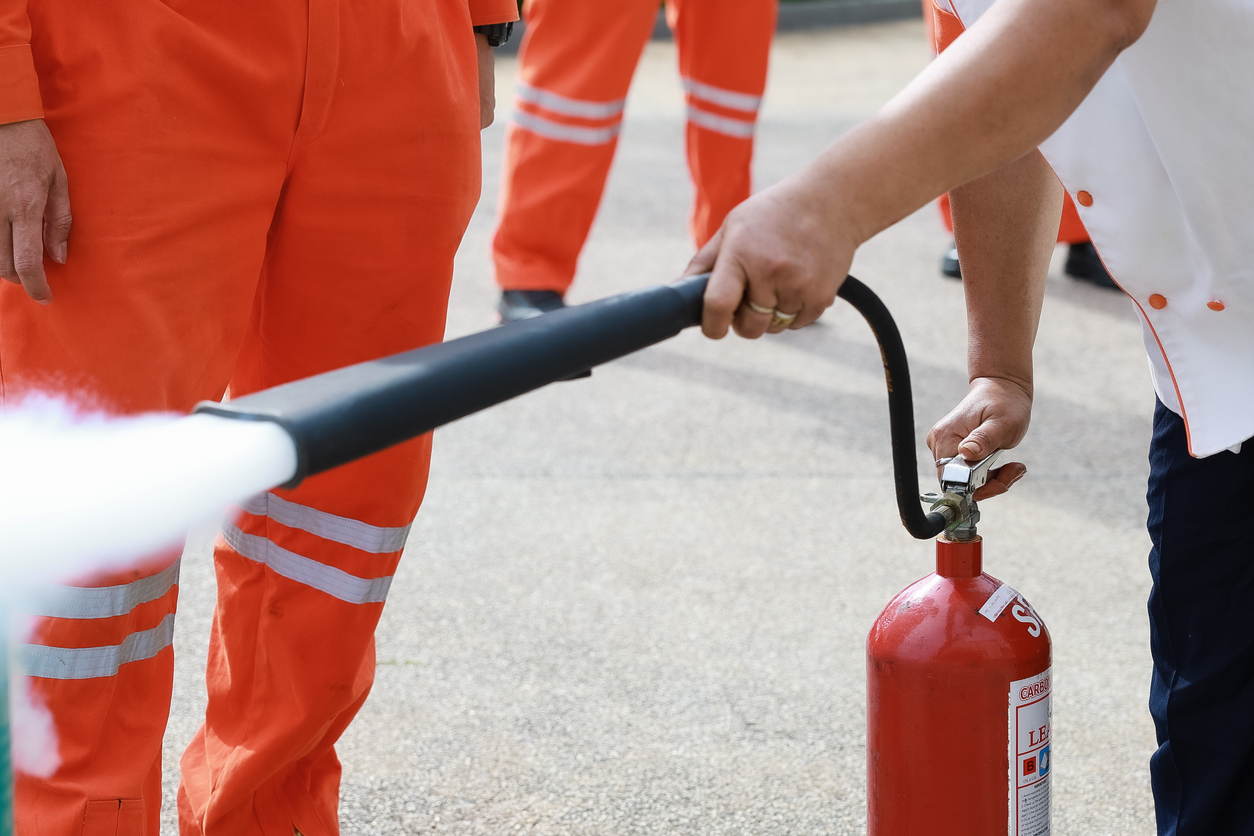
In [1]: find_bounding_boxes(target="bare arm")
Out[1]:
[926,150,1061,499]
[687,0,1154,339]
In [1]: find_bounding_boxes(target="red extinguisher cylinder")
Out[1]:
[867,536,1052,835]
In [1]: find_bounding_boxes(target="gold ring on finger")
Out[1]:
[746,300,774,316]
[770,310,800,328]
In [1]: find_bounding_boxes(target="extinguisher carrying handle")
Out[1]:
[834,278,950,540]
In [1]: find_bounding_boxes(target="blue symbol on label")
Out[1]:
[1037,745,1051,777]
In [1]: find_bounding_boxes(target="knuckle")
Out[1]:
[49,211,72,233]
[13,255,43,276]
[9,188,43,216]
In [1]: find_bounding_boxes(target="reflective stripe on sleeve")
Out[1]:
[686,105,756,139]
[682,78,762,113]
[24,559,181,620]
[237,493,410,554]
[18,613,176,680]
[515,82,626,120]
[512,110,622,146]
[221,523,392,605]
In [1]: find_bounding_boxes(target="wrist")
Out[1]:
[968,373,1034,402]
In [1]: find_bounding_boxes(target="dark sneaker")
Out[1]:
[941,242,962,279]
[498,289,566,323]
[1064,242,1119,290]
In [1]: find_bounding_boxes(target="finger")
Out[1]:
[790,274,843,329]
[43,161,71,265]
[765,305,801,334]
[972,463,1027,501]
[684,227,721,278]
[0,220,17,283]
[926,421,968,462]
[12,192,52,303]
[701,237,749,340]
[732,293,777,339]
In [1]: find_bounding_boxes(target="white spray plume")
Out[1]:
[0,397,297,598]
[8,615,57,778]
[1,397,299,776]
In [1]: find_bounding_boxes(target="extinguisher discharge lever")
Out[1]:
[939,450,1002,496]
[921,450,1003,541]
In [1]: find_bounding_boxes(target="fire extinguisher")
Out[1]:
[867,455,1052,836]
[829,280,1053,836]
[196,272,1051,833]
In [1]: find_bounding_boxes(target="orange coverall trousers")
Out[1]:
[925,0,1088,243]
[492,0,777,295]
[0,0,513,833]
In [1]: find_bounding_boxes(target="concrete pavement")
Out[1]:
[163,20,1158,834]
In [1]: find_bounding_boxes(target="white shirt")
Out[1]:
[948,0,1254,457]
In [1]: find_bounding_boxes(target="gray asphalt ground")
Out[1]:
[164,20,1159,835]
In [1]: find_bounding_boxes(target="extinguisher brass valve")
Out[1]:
[919,450,1002,540]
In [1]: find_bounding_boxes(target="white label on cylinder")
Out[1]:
[980,583,1020,622]
[1009,669,1051,836]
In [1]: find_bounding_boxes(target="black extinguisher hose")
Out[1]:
[833,278,949,539]
[196,273,947,539]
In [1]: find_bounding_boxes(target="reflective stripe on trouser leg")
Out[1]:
[14,559,180,836]
[18,614,176,680]
[491,0,661,293]
[669,0,775,246]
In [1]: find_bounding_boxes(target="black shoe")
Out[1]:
[1065,242,1119,290]
[498,289,567,323]
[941,242,962,279]
[497,289,590,379]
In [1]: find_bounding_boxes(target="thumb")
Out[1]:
[684,226,722,278]
[958,417,1017,460]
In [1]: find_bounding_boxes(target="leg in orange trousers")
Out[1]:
[4,0,489,833]
[492,0,776,296]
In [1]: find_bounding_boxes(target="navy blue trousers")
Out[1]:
[1148,401,1254,835]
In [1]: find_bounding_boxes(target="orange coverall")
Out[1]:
[0,0,514,834]
[924,0,1088,243]
[492,0,778,295]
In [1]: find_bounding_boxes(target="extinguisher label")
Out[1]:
[1009,669,1051,836]
[980,583,1021,622]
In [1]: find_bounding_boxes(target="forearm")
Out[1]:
[921,151,1059,477]
[793,0,1153,246]
[951,150,1059,392]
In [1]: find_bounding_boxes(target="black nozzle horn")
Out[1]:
[195,274,708,486]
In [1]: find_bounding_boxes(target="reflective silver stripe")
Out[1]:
[686,105,756,139]
[24,560,181,620]
[512,110,622,146]
[515,82,626,120]
[222,523,392,605]
[18,613,176,680]
[682,78,762,113]
[237,493,410,554]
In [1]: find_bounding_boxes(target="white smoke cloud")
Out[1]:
[7,614,59,777]
[11,673,59,778]
[0,397,301,779]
